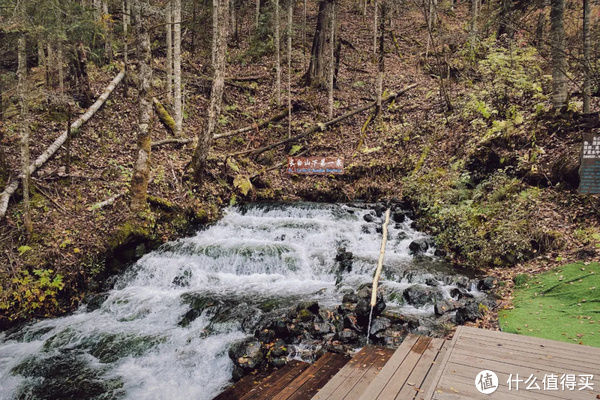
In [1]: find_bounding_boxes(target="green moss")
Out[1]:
[499,262,600,347]
[297,309,313,322]
[108,219,155,252]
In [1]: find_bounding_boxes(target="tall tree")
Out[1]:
[103,0,113,62]
[173,0,183,136]
[304,0,334,87]
[166,0,173,104]
[123,0,130,96]
[375,1,386,119]
[17,35,32,235]
[328,0,335,118]
[583,0,591,114]
[191,0,229,177]
[288,0,293,137]
[130,0,153,212]
[470,0,479,43]
[373,0,378,55]
[274,0,282,106]
[550,0,567,110]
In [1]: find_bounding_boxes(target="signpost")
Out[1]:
[579,134,600,194]
[287,156,344,175]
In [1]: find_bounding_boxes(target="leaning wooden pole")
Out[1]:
[0,70,125,219]
[370,208,391,307]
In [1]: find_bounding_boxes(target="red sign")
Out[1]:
[287,157,344,175]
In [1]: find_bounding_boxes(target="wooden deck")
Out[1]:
[215,326,600,400]
[421,326,600,400]
[312,346,395,400]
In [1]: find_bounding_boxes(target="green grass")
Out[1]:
[499,262,600,347]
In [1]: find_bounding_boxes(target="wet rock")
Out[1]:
[363,213,375,223]
[455,301,482,325]
[172,269,192,287]
[392,211,406,223]
[402,285,443,307]
[477,277,496,291]
[397,231,408,240]
[336,247,354,273]
[229,338,265,372]
[295,302,319,322]
[409,239,430,255]
[374,205,385,217]
[255,328,276,343]
[337,329,359,344]
[354,285,386,327]
[434,300,458,316]
[455,276,471,289]
[425,277,440,287]
[369,317,391,335]
[361,225,371,234]
[449,288,474,300]
[270,357,287,368]
[313,322,333,335]
[342,292,358,304]
[270,339,288,357]
[84,293,109,312]
[343,314,362,332]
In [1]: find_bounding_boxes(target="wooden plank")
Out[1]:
[376,336,434,399]
[212,360,308,400]
[460,327,600,359]
[242,361,310,400]
[272,352,349,400]
[395,337,445,400]
[443,360,599,400]
[343,347,395,400]
[414,340,450,400]
[312,347,374,400]
[420,327,464,400]
[459,330,600,367]
[357,334,421,400]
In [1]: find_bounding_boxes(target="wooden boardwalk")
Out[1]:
[214,326,600,400]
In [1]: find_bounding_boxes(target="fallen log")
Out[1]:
[214,107,292,140]
[230,83,418,157]
[152,137,193,148]
[0,70,125,219]
[152,97,176,135]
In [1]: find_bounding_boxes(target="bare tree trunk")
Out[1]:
[256,0,260,30]
[103,0,113,62]
[303,0,307,62]
[37,39,45,68]
[18,36,32,235]
[469,0,479,43]
[230,0,238,44]
[274,0,282,106]
[376,1,386,119]
[166,0,173,104]
[583,0,591,114]
[47,43,55,88]
[304,0,334,87]
[174,0,183,136]
[58,40,64,94]
[328,0,335,118]
[212,0,218,66]
[123,0,129,97]
[130,0,153,213]
[288,0,293,137]
[550,0,567,110]
[191,0,229,177]
[373,0,378,55]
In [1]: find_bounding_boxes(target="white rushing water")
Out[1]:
[0,203,467,400]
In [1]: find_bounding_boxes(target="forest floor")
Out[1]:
[1,0,599,331]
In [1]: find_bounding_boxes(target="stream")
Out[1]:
[0,203,490,400]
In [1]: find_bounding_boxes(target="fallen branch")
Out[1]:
[89,192,125,211]
[230,83,418,157]
[152,137,193,147]
[0,70,125,219]
[152,97,176,135]
[214,107,292,140]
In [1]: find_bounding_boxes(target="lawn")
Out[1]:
[499,262,600,347]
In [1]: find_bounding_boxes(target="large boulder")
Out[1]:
[455,301,482,325]
[402,285,443,308]
[229,338,265,373]
[409,239,430,255]
[354,285,386,327]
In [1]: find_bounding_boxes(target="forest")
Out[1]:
[0,0,599,399]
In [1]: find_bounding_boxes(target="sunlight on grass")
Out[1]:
[499,262,600,347]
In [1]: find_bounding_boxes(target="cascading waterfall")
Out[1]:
[0,203,484,400]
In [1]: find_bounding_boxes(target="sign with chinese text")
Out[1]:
[287,157,344,175]
[579,134,600,194]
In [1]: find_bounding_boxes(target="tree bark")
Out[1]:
[18,35,32,235]
[123,0,129,97]
[103,0,113,62]
[376,1,386,119]
[191,0,229,177]
[304,0,334,87]
[212,0,219,66]
[550,0,567,110]
[328,0,335,118]
[373,0,378,55]
[274,0,282,106]
[583,0,591,114]
[130,0,153,213]
[58,40,65,94]
[470,0,479,43]
[166,0,173,104]
[173,0,183,136]
[288,0,293,137]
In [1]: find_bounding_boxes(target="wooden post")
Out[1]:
[370,208,390,307]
